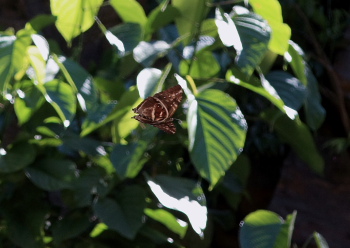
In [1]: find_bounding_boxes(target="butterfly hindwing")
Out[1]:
[132,85,183,134]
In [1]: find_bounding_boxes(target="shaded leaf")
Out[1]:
[0,142,36,173]
[179,51,220,78]
[93,186,146,239]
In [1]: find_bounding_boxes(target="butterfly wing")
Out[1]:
[152,85,183,119]
[152,122,176,134]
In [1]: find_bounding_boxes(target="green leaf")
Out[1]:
[179,51,220,78]
[61,132,107,156]
[25,14,57,33]
[147,175,207,236]
[81,86,139,136]
[145,208,188,238]
[43,79,76,125]
[52,213,91,243]
[234,13,271,76]
[266,71,306,111]
[25,158,77,191]
[110,0,147,27]
[145,5,180,36]
[50,0,104,43]
[133,41,170,67]
[249,0,291,55]
[226,68,286,113]
[288,41,325,130]
[27,45,46,85]
[136,68,162,99]
[261,109,324,174]
[108,23,142,54]
[0,142,36,173]
[14,80,45,124]
[313,232,329,248]
[239,210,296,248]
[187,89,247,187]
[93,186,146,239]
[55,56,98,112]
[0,34,16,92]
[173,0,213,45]
[110,127,158,179]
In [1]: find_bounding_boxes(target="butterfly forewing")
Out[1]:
[132,85,183,134]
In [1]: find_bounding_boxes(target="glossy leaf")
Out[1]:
[110,127,158,179]
[147,175,207,236]
[288,41,325,130]
[136,68,162,99]
[261,109,324,174]
[110,0,147,27]
[0,35,16,92]
[25,158,77,191]
[226,68,285,113]
[239,210,296,248]
[173,0,213,45]
[133,41,170,67]
[93,186,146,239]
[266,71,306,111]
[313,232,329,248]
[0,142,36,173]
[50,0,104,43]
[249,0,291,55]
[187,89,247,187]
[234,13,271,76]
[145,208,188,238]
[27,45,46,85]
[43,79,76,125]
[108,23,142,54]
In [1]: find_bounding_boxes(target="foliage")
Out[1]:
[0,0,328,247]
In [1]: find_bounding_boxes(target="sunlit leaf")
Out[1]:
[50,0,104,43]
[133,41,170,67]
[147,175,207,236]
[110,0,147,27]
[179,51,220,78]
[187,89,247,187]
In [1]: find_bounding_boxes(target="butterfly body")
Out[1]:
[132,85,183,134]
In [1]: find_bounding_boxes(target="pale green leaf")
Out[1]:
[110,0,147,27]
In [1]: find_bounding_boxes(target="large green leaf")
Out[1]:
[27,45,46,85]
[261,109,324,174]
[179,51,220,78]
[288,41,325,130]
[239,210,296,248]
[108,23,142,54]
[93,186,146,239]
[173,0,213,45]
[249,0,291,55]
[110,127,158,179]
[43,79,76,125]
[50,0,104,43]
[234,13,271,76]
[133,41,170,67]
[0,34,16,93]
[0,142,36,173]
[266,71,306,111]
[187,89,247,187]
[25,158,77,191]
[14,80,45,124]
[145,4,180,36]
[147,175,207,236]
[110,0,147,27]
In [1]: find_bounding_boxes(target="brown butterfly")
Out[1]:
[132,85,183,134]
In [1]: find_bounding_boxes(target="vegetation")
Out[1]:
[0,0,339,247]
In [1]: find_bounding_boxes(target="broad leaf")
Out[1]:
[108,23,142,54]
[173,0,213,45]
[93,186,146,239]
[179,51,220,78]
[147,175,207,236]
[239,210,296,248]
[136,68,162,99]
[110,127,158,179]
[261,109,324,174]
[43,79,76,125]
[234,13,271,76]
[0,34,16,92]
[110,0,147,27]
[133,41,170,67]
[0,142,36,173]
[187,89,247,187]
[50,0,104,43]
[145,5,180,36]
[25,158,77,191]
[249,0,291,55]
[266,71,306,111]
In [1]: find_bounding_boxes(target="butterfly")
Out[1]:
[132,85,183,134]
